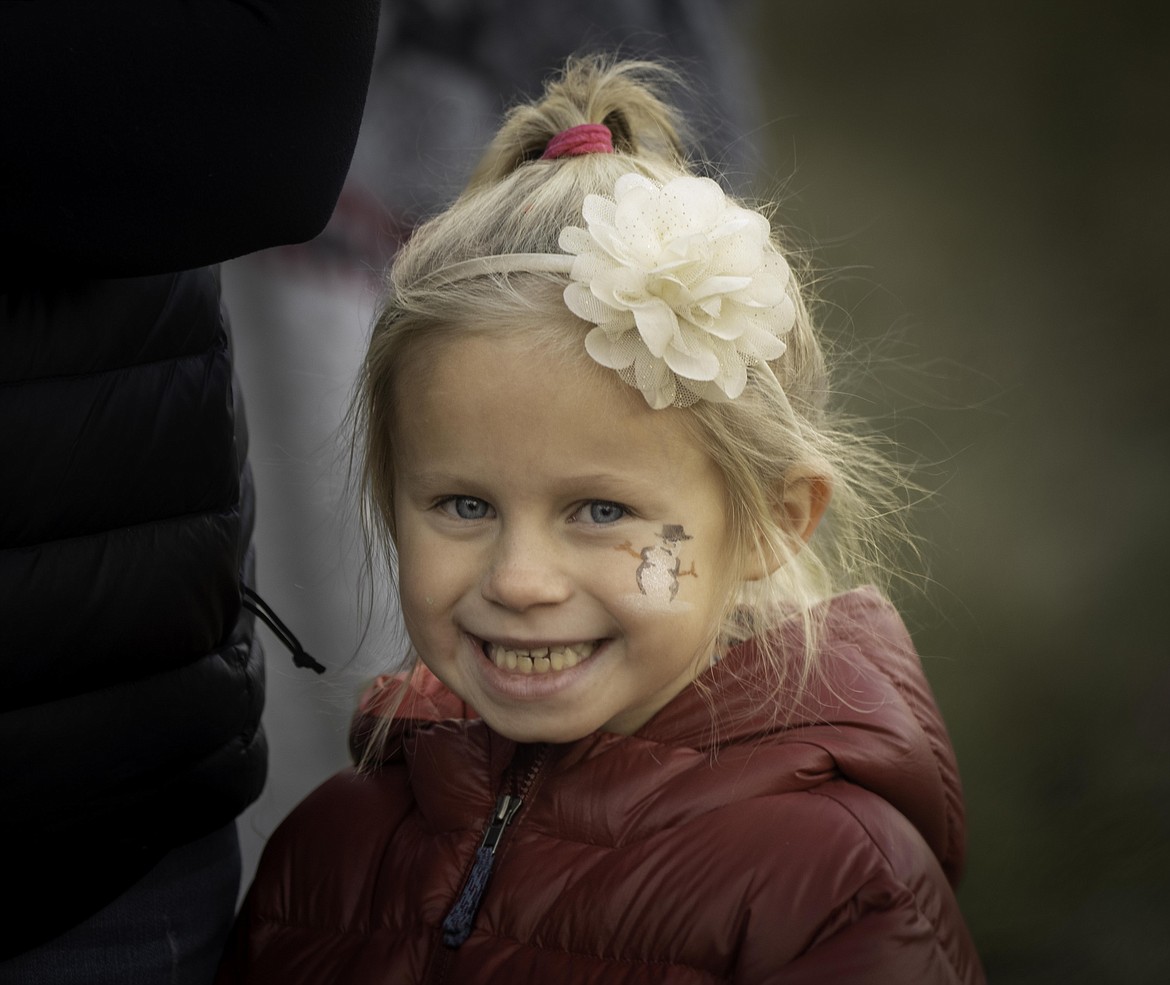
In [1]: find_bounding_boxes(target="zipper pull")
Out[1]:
[441,794,524,948]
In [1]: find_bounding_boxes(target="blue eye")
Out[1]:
[441,496,493,520]
[584,501,626,525]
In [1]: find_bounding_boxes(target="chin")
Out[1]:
[483,711,597,746]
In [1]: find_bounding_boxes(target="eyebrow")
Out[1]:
[552,471,655,492]
[403,469,657,497]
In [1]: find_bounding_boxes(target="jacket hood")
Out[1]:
[353,586,967,884]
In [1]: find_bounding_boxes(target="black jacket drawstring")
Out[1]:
[241,586,326,674]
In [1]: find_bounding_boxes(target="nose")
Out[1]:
[481,523,572,612]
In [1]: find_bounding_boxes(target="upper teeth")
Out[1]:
[486,642,595,673]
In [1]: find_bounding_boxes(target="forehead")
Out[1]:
[390,330,713,484]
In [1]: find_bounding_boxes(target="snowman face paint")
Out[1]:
[389,332,738,743]
[615,524,699,603]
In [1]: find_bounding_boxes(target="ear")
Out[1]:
[741,474,832,581]
[781,474,831,545]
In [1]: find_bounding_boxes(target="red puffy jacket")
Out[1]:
[219,588,984,983]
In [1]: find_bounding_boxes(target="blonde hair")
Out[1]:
[352,55,917,749]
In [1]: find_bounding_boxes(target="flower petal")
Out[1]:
[633,351,677,409]
[630,298,680,358]
[614,172,658,198]
[690,274,753,302]
[581,193,617,230]
[715,357,749,399]
[584,326,640,369]
[558,226,595,256]
[565,283,631,327]
[665,342,721,382]
[593,266,650,308]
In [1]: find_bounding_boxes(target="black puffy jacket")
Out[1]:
[0,0,379,956]
[0,270,265,952]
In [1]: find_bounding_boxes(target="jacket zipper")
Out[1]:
[439,793,523,947]
[439,744,549,949]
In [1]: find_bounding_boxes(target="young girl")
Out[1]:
[218,57,984,984]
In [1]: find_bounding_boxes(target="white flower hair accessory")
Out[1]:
[559,173,795,409]
[420,172,796,409]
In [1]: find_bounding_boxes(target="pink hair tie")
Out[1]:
[540,123,614,160]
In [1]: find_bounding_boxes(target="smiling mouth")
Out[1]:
[481,640,600,674]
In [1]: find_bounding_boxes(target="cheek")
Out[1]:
[395,575,430,643]
[393,532,444,629]
[613,593,695,616]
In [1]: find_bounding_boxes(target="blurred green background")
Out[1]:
[746,2,1169,981]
